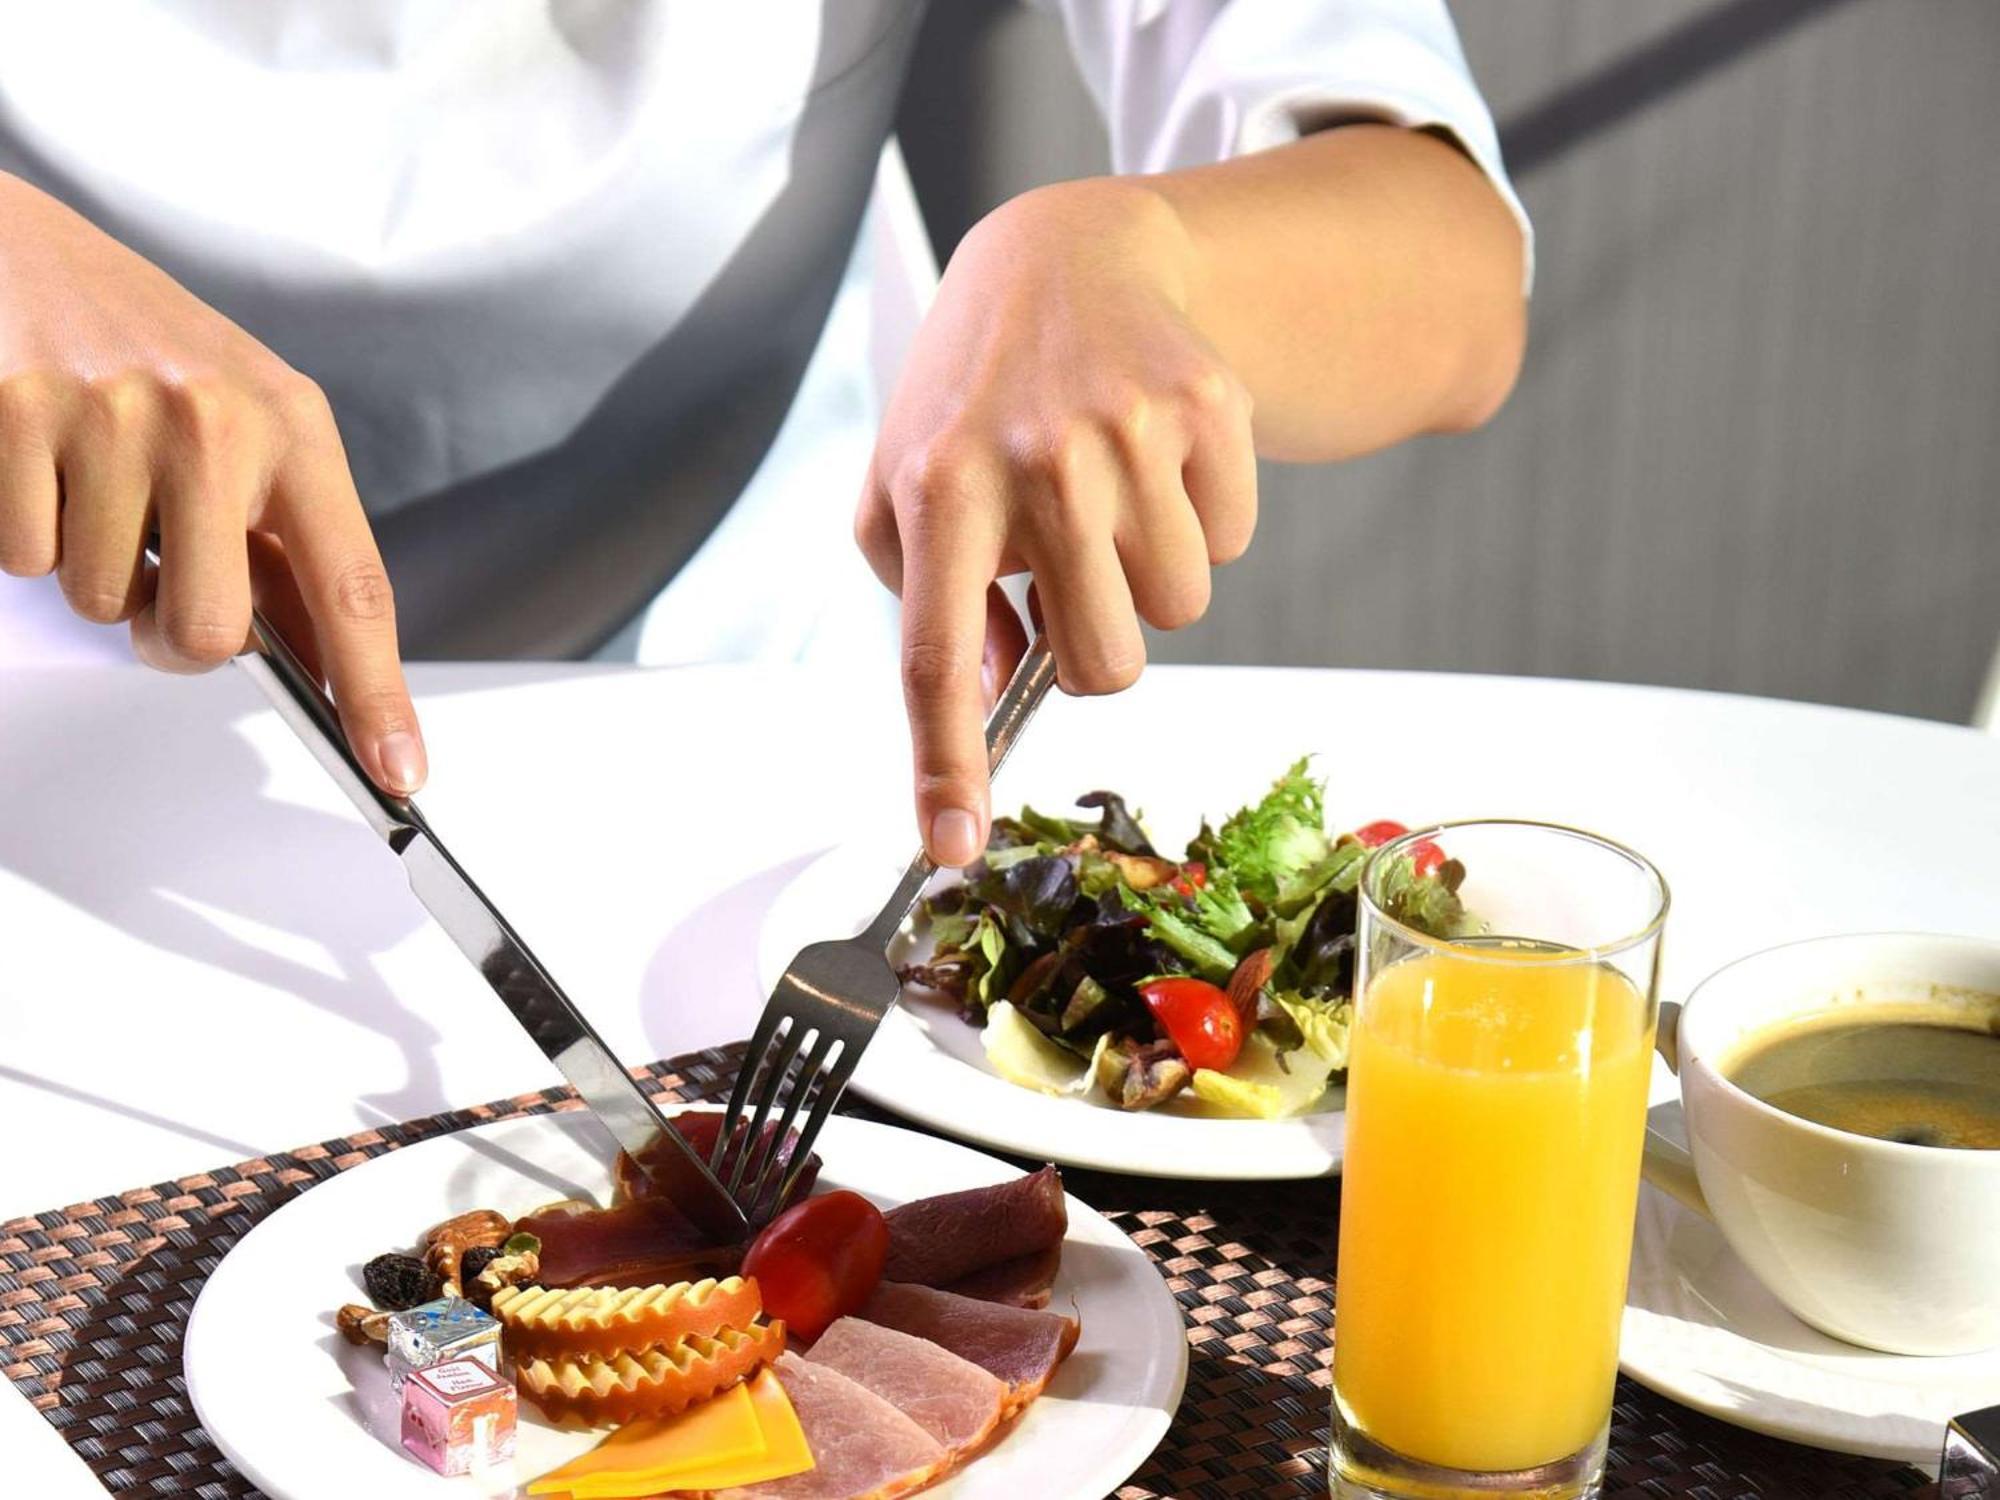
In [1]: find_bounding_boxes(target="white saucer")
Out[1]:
[1621,1149,2000,1464]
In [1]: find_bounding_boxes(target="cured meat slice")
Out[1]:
[709,1352,948,1500]
[617,1112,822,1219]
[806,1317,1006,1453]
[859,1283,1078,1410]
[519,1197,743,1290]
[940,1243,1061,1310]
[880,1165,1066,1288]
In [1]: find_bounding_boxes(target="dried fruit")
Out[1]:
[364,1252,441,1311]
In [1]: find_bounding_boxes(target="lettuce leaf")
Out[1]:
[1205,758,1333,908]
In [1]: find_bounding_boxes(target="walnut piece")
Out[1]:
[470,1248,542,1311]
[337,1303,392,1346]
[421,1209,511,1297]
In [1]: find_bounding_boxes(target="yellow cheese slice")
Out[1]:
[527,1382,763,1496]
[568,1368,814,1498]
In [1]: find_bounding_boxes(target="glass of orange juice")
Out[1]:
[1331,821,1668,1499]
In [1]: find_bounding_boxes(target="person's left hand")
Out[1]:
[856,179,1256,869]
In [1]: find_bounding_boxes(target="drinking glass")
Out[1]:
[1330,821,1669,1499]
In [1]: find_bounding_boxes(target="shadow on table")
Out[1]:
[637,850,827,1063]
[0,671,444,1129]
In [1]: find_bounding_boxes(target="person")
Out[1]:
[0,2,1527,867]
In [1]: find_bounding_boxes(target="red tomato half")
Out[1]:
[1139,976,1244,1072]
[741,1189,889,1343]
[1352,820,1409,848]
[1409,838,1446,879]
[1170,861,1208,898]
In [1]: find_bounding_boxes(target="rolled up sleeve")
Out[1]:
[1037,0,1533,289]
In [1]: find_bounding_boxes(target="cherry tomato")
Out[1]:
[1170,861,1208,898]
[1352,820,1444,877]
[1139,976,1244,1072]
[741,1189,888,1343]
[1352,819,1409,848]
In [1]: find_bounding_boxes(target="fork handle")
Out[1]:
[859,633,1057,951]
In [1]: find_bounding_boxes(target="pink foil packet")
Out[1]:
[400,1357,517,1476]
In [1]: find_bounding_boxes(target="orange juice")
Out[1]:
[1333,948,1654,1474]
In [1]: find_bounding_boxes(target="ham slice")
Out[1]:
[881,1165,1067,1289]
[806,1318,1006,1454]
[940,1243,1061,1310]
[859,1283,1079,1411]
[707,1353,947,1500]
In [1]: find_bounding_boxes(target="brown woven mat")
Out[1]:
[1,1041,1935,1500]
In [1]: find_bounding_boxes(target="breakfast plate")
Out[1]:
[185,1113,1188,1499]
[758,829,1348,1179]
[1621,1178,2000,1465]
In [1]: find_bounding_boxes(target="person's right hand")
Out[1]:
[0,171,424,795]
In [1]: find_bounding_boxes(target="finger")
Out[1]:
[853,453,903,594]
[55,386,152,623]
[899,491,1003,868]
[1022,433,1144,695]
[138,458,252,672]
[1180,372,1258,565]
[247,530,325,684]
[980,581,1028,712]
[274,430,425,796]
[1117,453,1212,632]
[0,382,61,577]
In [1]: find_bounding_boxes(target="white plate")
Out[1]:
[185,1114,1187,1500]
[758,831,1350,1179]
[1621,1172,2000,1464]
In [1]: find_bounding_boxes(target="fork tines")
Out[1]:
[709,996,858,1223]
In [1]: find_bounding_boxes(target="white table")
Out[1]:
[5,661,1999,1494]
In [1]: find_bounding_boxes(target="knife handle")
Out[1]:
[236,618,420,845]
[143,539,418,846]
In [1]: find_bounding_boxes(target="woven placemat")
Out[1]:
[1,1042,1936,1500]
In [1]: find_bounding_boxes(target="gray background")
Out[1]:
[895,0,2000,723]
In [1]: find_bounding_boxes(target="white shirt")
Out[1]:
[0,1,1527,673]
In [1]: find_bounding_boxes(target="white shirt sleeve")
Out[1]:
[1036,0,1533,289]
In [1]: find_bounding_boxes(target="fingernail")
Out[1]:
[930,807,982,868]
[378,731,426,795]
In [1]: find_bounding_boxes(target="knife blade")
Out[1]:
[217,591,749,1244]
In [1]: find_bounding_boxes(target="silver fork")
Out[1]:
[711,635,1059,1219]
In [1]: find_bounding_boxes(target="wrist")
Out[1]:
[965,176,1202,314]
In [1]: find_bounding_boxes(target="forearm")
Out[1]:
[1117,124,1527,463]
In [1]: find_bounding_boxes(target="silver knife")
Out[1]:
[190,567,751,1244]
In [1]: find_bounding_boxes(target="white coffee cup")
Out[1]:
[1640,932,2000,1356]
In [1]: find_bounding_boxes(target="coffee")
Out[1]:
[1724,1001,2000,1150]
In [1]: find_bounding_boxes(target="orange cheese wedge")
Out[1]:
[528,1382,762,1496]
[533,1368,814,1499]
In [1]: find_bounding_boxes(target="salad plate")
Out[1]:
[760,840,1346,1178]
[756,762,1476,1180]
[185,1113,1187,1499]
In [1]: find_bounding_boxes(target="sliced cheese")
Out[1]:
[649,1368,815,1494]
[527,1381,762,1496]
[553,1370,814,1499]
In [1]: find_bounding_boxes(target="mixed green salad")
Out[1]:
[899,760,1481,1119]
